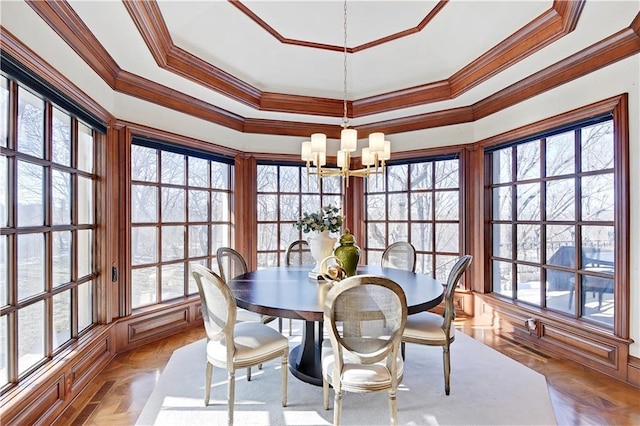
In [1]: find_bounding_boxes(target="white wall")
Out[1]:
[2,1,638,357]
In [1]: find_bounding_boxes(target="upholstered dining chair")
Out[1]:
[191,264,289,425]
[284,240,315,335]
[322,275,407,426]
[381,241,417,273]
[216,247,283,333]
[401,254,472,396]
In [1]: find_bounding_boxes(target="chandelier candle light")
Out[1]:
[301,0,391,183]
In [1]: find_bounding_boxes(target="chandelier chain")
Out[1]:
[343,0,348,128]
[300,0,389,183]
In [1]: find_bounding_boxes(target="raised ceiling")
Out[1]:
[5,1,640,139]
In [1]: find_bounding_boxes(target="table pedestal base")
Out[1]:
[288,320,324,386]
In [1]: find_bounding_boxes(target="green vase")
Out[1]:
[334,229,361,277]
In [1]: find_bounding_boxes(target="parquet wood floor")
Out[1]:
[56,320,640,425]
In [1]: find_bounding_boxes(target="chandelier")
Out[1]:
[301,0,390,182]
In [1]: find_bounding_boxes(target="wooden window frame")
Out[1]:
[128,138,235,310]
[363,156,465,283]
[0,76,102,392]
[476,94,630,339]
[254,161,343,268]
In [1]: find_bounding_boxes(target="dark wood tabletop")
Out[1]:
[228,264,444,385]
[227,264,444,322]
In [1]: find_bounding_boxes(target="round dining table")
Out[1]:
[227,264,444,386]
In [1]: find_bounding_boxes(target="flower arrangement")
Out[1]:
[295,204,343,234]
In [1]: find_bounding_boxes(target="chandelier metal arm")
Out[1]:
[300,0,390,185]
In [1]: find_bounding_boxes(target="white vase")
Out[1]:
[307,230,337,279]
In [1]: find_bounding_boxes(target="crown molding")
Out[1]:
[15,2,640,139]
[229,0,449,54]
[0,25,111,123]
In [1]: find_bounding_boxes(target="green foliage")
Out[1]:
[294,204,343,234]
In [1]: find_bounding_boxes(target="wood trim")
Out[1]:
[612,94,630,339]
[114,71,244,132]
[472,26,640,120]
[475,294,633,382]
[95,128,112,324]
[23,0,598,122]
[0,326,116,426]
[119,125,133,318]
[234,155,258,269]
[0,27,111,124]
[12,6,640,137]
[3,376,65,426]
[126,307,190,343]
[25,0,119,88]
[229,0,449,54]
[628,355,640,387]
[476,95,625,148]
[115,120,242,159]
[114,299,201,353]
[448,1,585,99]
[122,0,261,109]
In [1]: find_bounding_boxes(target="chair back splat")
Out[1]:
[216,247,248,283]
[216,247,282,333]
[283,240,314,335]
[322,274,407,426]
[381,242,417,273]
[285,240,315,266]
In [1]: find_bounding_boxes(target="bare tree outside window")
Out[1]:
[256,164,341,268]
[489,119,615,326]
[130,143,233,308]
[365,158,462,282]
[0,76,99,388]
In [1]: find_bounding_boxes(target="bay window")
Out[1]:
[129,140,233,309]
[488,117,617,326]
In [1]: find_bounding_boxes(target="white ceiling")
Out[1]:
[5,1,640,129]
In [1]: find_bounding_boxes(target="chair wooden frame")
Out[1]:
[216,247,282,333]
[322,274,407,426]
[191,264,289,425]
[283,240,314,335]
[381,241,417,273]
[401,255,472,395]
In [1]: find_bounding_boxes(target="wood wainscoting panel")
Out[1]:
[127,308,189,342]
[115,299,203,353]
[538,325,617,365]
[0,325,117,425]
[4,376,65,426]
[475,294,632,384]
[70,335,113,394]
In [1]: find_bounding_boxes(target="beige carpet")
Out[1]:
[136,329,556,425]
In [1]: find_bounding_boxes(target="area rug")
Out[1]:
[136,330,556,425]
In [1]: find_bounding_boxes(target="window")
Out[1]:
[129,141,233,309]
[0,76,99,389]
[256,164,341,267]
[489,117,616,326]
[364,158,461,282]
